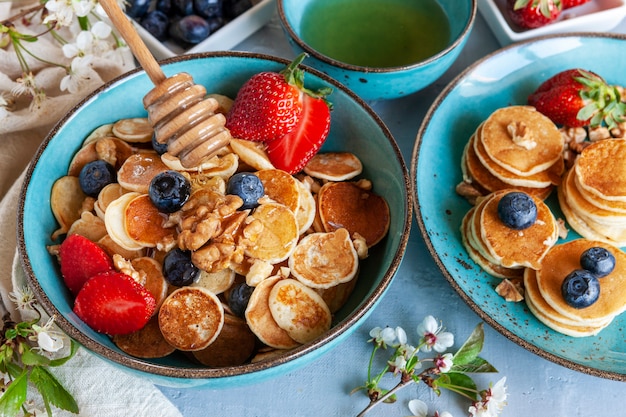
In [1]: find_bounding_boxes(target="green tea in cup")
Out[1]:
[299,0,451,68]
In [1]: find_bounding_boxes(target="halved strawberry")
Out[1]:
[528,68,626,128]
[59,234,114,295]
[265,94,331,174]
[226,54,307,142]
[73,271,156,335]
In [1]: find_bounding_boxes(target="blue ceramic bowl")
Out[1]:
[17,52,412,388]
[412,33,626,381]
[277,0,476,101]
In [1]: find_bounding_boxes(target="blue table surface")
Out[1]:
[157,9,626,417]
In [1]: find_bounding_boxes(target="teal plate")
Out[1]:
[411,33,626,381]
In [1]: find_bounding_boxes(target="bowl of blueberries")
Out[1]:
[17,51,412,388]
[128,0,276,59]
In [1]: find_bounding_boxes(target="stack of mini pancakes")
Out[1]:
[460,106,565,200]
[558,138,626,247]
[524,239,626,337]
[461,189,559,280]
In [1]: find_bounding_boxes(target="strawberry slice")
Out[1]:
[266,94,331,174]
[59,234,114,295]
[528,68,626,128]
[73,271,156,335]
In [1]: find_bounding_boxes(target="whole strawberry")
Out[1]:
[226,53,333,174]
[528,68,626,128]
[507,0,561,29]
[562,0,590,8]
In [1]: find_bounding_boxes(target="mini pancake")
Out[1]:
[268,278,332,344]
[562,168,626,226]
[229,138,274,171]
[288,228,359,289]
[461,206,524,279]
[574,173,626,214]
[82,123,114,146]
[158,286,224,351]
[479,190,558,269]
[244,202,299,264]
[124,194,177,248]
[303,152,363,181]
[50,176,87,240]
[467,195,506,265]
[192,314,256,367]
[314,274,358,313]
[104,192,145,251]
[535,239,626,324]
[112,316,176,358]
[130,257,169,311]
[117,152,170,194]
[317,181,390,247]
[94,183,129,220]
[294,179,316,235]
[68,137,134,176]
[575,138,626,203]
[558,186,626,247]
[98,234,146,260]
[480,106,564,176]
[112,117,153,143]
[191,268,236,295]
[462,135,553,200]
[245,275,300,349]
[255,169,300,213]
[474,129,563,188]
[67,211,107,243]
[524,269,610,337]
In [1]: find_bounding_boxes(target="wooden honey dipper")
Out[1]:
[99,0,231,168]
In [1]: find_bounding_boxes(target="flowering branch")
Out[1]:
[352,316,507,417]
[0,287,78,417]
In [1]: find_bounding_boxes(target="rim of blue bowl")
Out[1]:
[410,32,626,382]
[277,0,477,73]
[16,51,412,380]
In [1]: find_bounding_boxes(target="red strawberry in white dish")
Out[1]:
[507,0,562,29]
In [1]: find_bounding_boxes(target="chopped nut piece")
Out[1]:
[495,278,524,302]
[557,218,569,240]
[588,126,611,142]
[455,181,483,205]
[507,121,536,150]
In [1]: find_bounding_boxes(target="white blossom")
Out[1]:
[369,326,403,348]
[60,55,93,93]
[407,399,428,417]
[468,377,508,417]
[434,352,454,373]
[417,315,454,353]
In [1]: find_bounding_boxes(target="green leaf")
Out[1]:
[451,356,498,374]
[436,372,479,401]
[20,345,51,367]
[0,370,28,417]
[30,366,79,415]
[452,323,484,366]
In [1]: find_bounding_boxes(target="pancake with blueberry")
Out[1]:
[479,190,558,269]
[523,268,611,337]
[535,239,626,324]
[479,106,564,176]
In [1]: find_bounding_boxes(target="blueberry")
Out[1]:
[151,132,169,155]
[497,192,537,230]
[205,15,225,33]
[172,0,194,15]
[156,0,172,14]
[561,269,600,309]
[78,160,117,197]
[226,172,265,210]
[163,248,200,286]
[169,15,211,45]
[126,0,151,18]
[194,0,222,19]
[228,282,254,317]
[148,170,191,213]
[580,247,616,278]
[140,10,170,41]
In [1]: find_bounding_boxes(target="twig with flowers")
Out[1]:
[0,0,128,111]
[0,286,78,417]
[352,316,507,417]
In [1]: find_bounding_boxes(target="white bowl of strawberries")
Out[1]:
[17,52,411,388]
